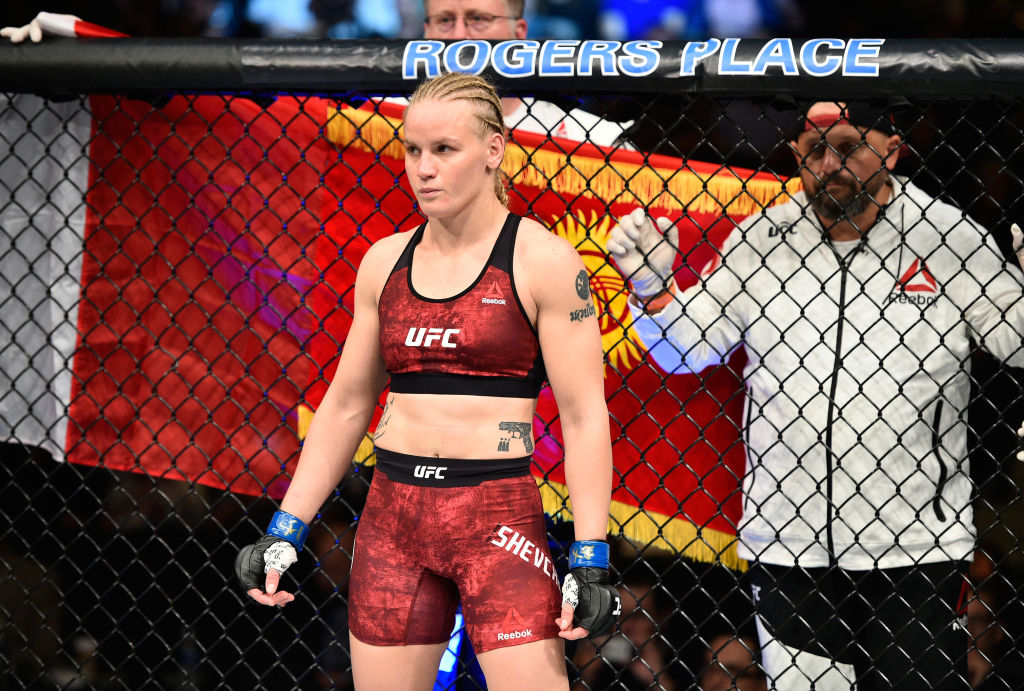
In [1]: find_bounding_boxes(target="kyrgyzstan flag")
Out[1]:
[0,93,797,567]
[318,100,798,567]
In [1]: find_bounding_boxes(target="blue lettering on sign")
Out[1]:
[680,39,722,76]
[679,38,880,78]
[538,40,579,76]
[493,40,540,77]
[403,39,662,79]
[403,40,445,79]
[751,38,798,75]
[619,40,661,76]
[801,38,844,76]
[719,38,751,74]
[443,40,491,75]
[402,38,881,81]
[844,38,884,76]
[577,41,620,77]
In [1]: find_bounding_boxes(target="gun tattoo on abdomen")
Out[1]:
[497,421,534,453]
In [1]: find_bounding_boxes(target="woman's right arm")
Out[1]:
[277,243,391,525]
[239,242,394,605]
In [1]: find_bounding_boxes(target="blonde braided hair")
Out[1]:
[409,72,509,207]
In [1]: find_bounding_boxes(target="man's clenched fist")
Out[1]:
[606,208,679,299]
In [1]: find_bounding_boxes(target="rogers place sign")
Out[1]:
[402,38,885,80]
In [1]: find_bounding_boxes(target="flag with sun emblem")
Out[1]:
[31,93,793,569]
[320,100,798,567]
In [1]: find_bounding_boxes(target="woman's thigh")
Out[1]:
[475,637,569,691]
[349,633,448,691]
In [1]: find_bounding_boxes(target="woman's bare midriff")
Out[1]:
[372,392,538,459]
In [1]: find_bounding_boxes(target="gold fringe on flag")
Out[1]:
[536,478,746,571]
[325,106,799,217]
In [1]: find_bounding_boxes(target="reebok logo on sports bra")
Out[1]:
[481,280,507,305]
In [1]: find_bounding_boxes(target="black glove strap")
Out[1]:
[234,534,280,591]
[570,566,621,637]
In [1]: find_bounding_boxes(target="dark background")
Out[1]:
[2,0,1024,40]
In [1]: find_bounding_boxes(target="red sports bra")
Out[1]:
[377,214,546,398]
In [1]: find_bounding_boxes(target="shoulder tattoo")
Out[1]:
[570,303,596,322]
[575,270,590,299]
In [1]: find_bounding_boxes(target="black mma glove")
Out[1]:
[561,540,621,636]
[234,510,308,593]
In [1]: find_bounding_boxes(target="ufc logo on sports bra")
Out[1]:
[414,465,447,479]
[405,327,460,348]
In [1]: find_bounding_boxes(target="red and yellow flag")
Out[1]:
[61,94,796,567]
[319,101,798,567]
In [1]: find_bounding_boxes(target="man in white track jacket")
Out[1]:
[608,101,1024,690]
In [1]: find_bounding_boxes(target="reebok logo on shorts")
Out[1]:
[498,608,533,641]
[490,525,559,583]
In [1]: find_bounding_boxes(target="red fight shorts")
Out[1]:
[348,448,561,653]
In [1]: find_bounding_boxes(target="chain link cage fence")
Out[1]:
[2,38,1024,690]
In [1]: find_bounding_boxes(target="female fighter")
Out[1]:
[236,72,618,690]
